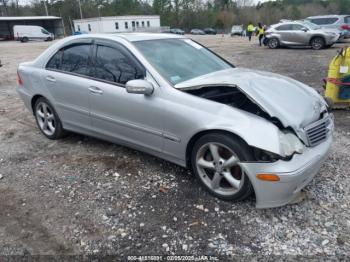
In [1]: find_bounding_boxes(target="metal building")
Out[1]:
[0,16,63,40]
[73,15,161,34]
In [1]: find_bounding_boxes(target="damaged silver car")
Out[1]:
[17,33,334,208]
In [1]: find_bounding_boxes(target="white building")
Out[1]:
[73,15,161,34]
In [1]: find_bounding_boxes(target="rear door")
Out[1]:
[88,40,165,152]
[44,40,93,130]
[275,24,294,44]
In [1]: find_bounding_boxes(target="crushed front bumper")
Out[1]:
[241,135,332,208]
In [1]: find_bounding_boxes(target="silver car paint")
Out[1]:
[17,33,334,208]
[265,21,339,47]
[175,68,328,145]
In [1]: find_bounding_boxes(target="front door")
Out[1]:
[88,41,164,152]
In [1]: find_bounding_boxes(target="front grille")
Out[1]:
[305,117,331,147]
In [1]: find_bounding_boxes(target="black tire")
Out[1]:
[34,97,66,140]
[310,37,325,50]
[21,37,29,43]
[190,133,254,201]
[325,44,333,48]
[268,37,279,49]
[46,37,53,41]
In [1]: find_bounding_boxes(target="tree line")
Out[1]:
[1,0,349,33]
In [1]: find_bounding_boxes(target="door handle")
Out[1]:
[46,76,56,82]
[89,86,103,95]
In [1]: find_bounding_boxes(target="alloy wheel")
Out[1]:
[35,102,56,136]
[195,142,244,196]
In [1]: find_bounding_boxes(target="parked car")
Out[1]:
[265,21,339,49]
[170,28,185,35]
[306,15,350,39]
[231,25,244,36]
[17,33,333,208]
[203,28,217,35]
[13,25,54,43]
[190,29,206,35]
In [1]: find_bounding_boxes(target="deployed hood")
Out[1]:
[175,68,327,131]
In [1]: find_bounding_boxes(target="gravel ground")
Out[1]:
[0,35,349,259]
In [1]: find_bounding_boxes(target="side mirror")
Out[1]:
[126,79,154,96]
[301,27,308,32]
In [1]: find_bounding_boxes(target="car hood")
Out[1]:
[175,68,327,131]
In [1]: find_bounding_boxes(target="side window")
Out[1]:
[60,44,91,75]
[77,25,81,31]
[142,21,145,27]
[46,50,63,70]
[344,16,350,24]
[276,24,292,31]
[88,24,91,31]
[41,29,49,34]
[147,21,150,27]
[115,22,119,30]
[93,45,144,85]
[125,22,128,29]
[291,24,304,30]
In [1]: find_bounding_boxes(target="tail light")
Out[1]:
[341,24,350,30]
[17,70,23,86]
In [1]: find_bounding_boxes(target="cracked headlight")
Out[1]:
[279,131,304,157]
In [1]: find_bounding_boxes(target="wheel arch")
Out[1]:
[31,94,44,114]
[309,35,326,45]
[185,129,251,168]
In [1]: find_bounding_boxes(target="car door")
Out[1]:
[275,24,293,44]
[290,24,309,45]
[44,41,93,130]
[88,40,164,152]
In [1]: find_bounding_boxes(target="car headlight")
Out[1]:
[279,131,304,157]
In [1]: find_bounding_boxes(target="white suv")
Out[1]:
[306,15,350,39]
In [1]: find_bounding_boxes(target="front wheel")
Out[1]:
[267,38,279,49]
[34,97,66,139]
[310,37,325,50]
[191,133,254,201]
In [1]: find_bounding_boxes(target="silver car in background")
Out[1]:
[306,15,350,39]
[17,33,333,208]
[265,21,339,49]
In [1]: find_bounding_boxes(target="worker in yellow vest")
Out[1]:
[257,22,265,46]
[247,22,255,42]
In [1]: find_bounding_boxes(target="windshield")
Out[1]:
[134,39,232,85]
[302,21,320,30]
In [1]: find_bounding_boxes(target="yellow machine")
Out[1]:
[325,47,350,108]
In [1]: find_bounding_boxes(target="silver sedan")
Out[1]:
[17,33,334,208]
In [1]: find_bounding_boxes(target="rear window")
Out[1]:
[46,44,91,76]
[310,18,338,25]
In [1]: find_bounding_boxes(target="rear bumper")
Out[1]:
[241,135,332,208]
[16,86,32,111]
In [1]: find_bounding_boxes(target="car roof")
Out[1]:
[70,33,184,42]
[307,15,348,19]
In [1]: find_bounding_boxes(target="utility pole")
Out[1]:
[78,0,83,19]
[43,0,48,16]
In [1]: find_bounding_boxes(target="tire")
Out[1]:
[325,44,333,48]
[34,97,66,140]
[21,37,28,43]
[190,133,254,201]
[268,38,279,49]
[46,37,53,41]
[310,37,325,50]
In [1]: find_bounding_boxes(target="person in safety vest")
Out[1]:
[257,22,265,46]
[247,22,255,41]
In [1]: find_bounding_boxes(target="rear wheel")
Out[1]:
[34,97,66,139]
[191,133,254,201]
[310,37,325,50]
[21,37,28,43]
[268,38,279,49]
